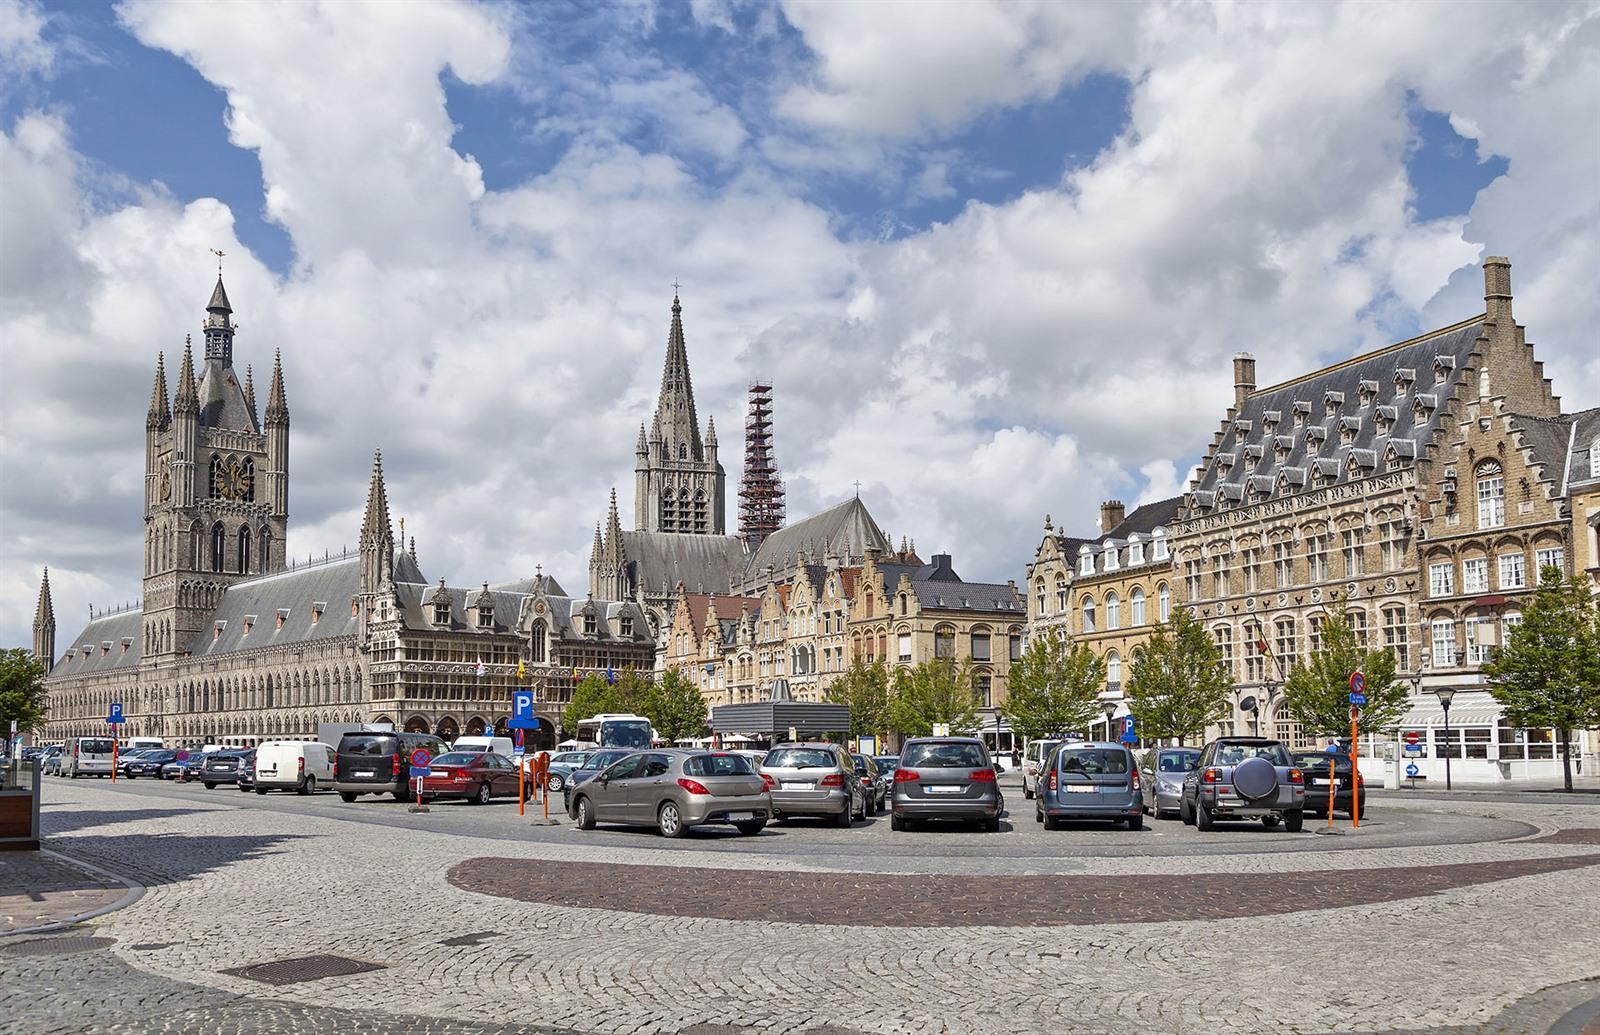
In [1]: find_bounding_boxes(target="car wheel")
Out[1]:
[836,803,853,828]
[1023,782,1035,800]
[1034,807,1043,824]
[547,773,564,792]
[863,793,875,818]
[573,795,596,830]
[890,813,905,832]
[983,816,1001,833]
[735,819,766,836]
[1180,797,1195,826]
[299,776,316,796]
[255,788,269,795]
[658,801,689,838]
[339,792,358,803]
[1283,809,1304,833]
[1043,813,1061,831]
[474,782,492,806]
[1261,815,1280,829]
[1127,813,1144,832]
[1195,801,1215,831]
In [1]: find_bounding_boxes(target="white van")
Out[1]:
[125,737,166,751]
[1021,739,1065,799]
[63,736,117,778]
[451,735,514,757]
[254,741,336,794]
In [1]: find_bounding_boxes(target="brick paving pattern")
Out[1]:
[0,850,126,932]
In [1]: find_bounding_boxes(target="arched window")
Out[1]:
[659,490,676,532]
[530,620,545,663]
[1105,592,1121,630]
[1130,587,1146,626]
[1106,650,1122,686]
[209,455,222,497]
[210,522,225,572]
[678,443,688,460]
[1055,576,1068,612]
[1081,595,1097,634]
[1035,579,1047,615]
[1476,460,1505,528]
[236,526,251,574]
[1158,583,1171,622]
[259,527,271,569]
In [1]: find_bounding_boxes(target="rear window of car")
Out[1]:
[1292,752,1350,769]
[79,739,114,754]
[1157,751,1197,773]
[1217,743,1292,766]
[340,735,399,756]
[901,742,986,768]
[431,752,479,766]
[683,754,756,777]
[764,748,838,769]
[1060,749,1129,774]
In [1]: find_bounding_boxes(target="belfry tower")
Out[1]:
[634,291,726,534]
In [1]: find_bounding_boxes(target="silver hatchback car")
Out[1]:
[569,749,771,837]
[760,743,866,827]
[890,737,1003,832]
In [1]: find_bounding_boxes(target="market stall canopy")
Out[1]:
[711,679,851,738]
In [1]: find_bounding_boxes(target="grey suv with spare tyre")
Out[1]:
[1179,736,1307,832]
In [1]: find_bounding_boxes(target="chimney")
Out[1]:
[1483,255,1512,326]
[1100,500,1126,534]
[1233,352,1257,409]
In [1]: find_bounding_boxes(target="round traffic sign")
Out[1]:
[409,747,432,768]
[1404,731,1420,746]
[1349,671,1366,694]
[1405,762,1420,777]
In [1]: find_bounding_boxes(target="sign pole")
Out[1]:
[518,760,525,817]
[1350,706,1360,830]
[1326,754,1335,829]
[111,738,118,784]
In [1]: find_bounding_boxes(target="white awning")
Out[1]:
[1396,690,1504,729]
[978,715,1013,733]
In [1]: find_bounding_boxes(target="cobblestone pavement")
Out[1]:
[3,777,1598,1035]
[0,850,128,932]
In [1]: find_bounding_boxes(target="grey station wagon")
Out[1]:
[570,750,771,838]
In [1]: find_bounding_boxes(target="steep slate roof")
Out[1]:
[189,556,361,656]
[536,593,653,643]
[875,556,1023,615]
[747,497,887,574]
[619,530,747,596]
[680,592,761,632]
[1507,412,1580,489]
[490,574,568,596]
[1058,496,1182,576]
[1565,407,1600,488]
[1186,318,1484,516]
[197,361,258,432]
[51,610,143,677]
[394,581,526,634]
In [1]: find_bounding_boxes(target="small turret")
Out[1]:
[33,567,56,672]
[146,352,170,430]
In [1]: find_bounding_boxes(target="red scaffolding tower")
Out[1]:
[739,381,785,546]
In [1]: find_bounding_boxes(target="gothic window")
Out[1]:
[259,527,271,569]
[242,456,255,501]
[237,526,251,574]
[1476,461,1505,528]
[692,489,707,531]
[210,522,225,572]
[209,455,222,497]
[1035,579,1047,616]
[678,443,688,460]
[1055,576,1068,613]
[659,490,676,533]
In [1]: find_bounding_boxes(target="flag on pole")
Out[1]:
[517,660,526,680]
[606,667,616,685]
[476,658,487,678]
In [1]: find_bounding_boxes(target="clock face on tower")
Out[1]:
[159,470,171,502]
[214,456,254,501]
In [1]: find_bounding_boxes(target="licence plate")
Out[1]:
[430,769,448,777]
[780,782,811,790]
[1066,785,1097,794]
[726,812,755,822]
[355,770,374,777]
[926,785,964,794]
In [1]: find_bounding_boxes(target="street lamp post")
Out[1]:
[1103,701,1117,742]
[1434,687,1456,791]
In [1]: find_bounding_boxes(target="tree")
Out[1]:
[1281,599,1406,739]
[1124,604,1233,745]
[643,669,709,744]
[1000,630,1104,742]
[0,648,49,741]
[1484,566,1600,792]
[564,669,651,727]
[887,658,979,737]
[825,660,893,739]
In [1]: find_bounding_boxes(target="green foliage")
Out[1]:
[887,658,979,737]
[1125,604,1233,745]
[0,648,49,738]
[825,660,893,738]
[564,669,651,726]
[1000,629,1104,741]
[643,669,709,744]
[1281,599,1406,737]
[1484,566,1600,790]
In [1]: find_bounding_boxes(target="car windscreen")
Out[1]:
[875,757,898,770]
[603,723,653,749]
[1060,749,1128,774]
[1157,751,1198,773]
[1292,752,1350,770]
[764,748,837,769]
[339,735,399,757]
[900,742,986,768]
[430,752,480,766]
[79,739,114,754]
[683,754,756,777]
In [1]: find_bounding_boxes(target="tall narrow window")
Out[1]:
[1477,461,1505,528]
[1273,542,1293,588]
[1105,592,1121,630]
[1306,534,1329,582]
[210,522,225,572]
[259,527,271,569]
[1243,623,1266,682]
[1081,596,1097,634]
[1241,547,1261,592]
[1431,619,1456,667]
[1055,576,1068,613]
[1130,587,1146,626]
[1382,605,1409,670]
[236,526,251,575]
[1213,625,1235,680]
[1157,583,1171,622]
[1274,617,1297,670]
[1105,650,1122,686]
[1380,519,1406,571]
[1342,528,1365,577]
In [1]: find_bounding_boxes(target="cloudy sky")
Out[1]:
[2,0,1597,649]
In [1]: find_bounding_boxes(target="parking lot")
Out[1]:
[5,771,1600,1034]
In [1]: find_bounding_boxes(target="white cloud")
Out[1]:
[0,0,54,83]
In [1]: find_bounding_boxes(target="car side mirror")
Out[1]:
[1187,761,1199,772]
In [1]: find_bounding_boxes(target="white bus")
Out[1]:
[573,713,654,749]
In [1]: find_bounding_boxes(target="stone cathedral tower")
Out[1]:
[140,277,290,661]
[634,292,726,534]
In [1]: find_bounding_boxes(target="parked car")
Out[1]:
[890,737,1003,832]
[123,749,177,778]
[760,743,865,827]
[1139,746,1201,819]
[333,730,450,802]
[1290,749,1365,820]
[449,735,515,756]
[235,749,258,792]
[1180,736,1307,832]
[560,748,638,811]
[417,751,522,805]
[254,741,335,794]
[539,750,594,792]
[41,746,64,776]
[163,754,206,780]
[114,748,155,775]
[62,736,117,779]
[570,749,770,837]
[1020,738,1064,799]
[1037,742,1143,830]
[851,753,887,812]
[199,749,252,789]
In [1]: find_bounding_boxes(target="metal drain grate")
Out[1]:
[2,936,116,957]
[222,953,386,986]
[438,931,501,947]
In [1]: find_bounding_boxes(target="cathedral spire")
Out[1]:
[147,352,170,430]
[360,449,393,547]
[173,339,199,415]
[265,348,289,426]
[654,290,703,461]
[33,567,56,670]
[202,275,235,363]
[605,487,625,560]
[243,363,257,422]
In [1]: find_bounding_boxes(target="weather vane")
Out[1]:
[210,248,225,275]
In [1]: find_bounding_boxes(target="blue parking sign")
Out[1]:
[509,690,537,730]
[107,703,125,725]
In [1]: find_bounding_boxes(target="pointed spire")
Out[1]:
[243,363,257,421]
[265,348,289,425]
[147,352,170,429]
[173,339,199,415]
[605,488,625,563]
[654,290,703,460]
[207,275,232,314]
[706,414,718,447]
[593,521,605,559]
[636,423,648,455]
[360,448,393,547]
[33,567,54,630]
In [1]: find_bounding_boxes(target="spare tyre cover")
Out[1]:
[1233,756,1278,800]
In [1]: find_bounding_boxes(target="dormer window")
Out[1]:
[1127,534,1145,565]
[1103,543,1120,571]
[1339,416,1360,444]
[311,601,326,624]
[1357,380,1377,406]
[1413,393,1437,416]
[620,615,634,637]
[1591,437,1600,478]
[243,614,256,635]
[1324,390,1344,417]
[476,608,493,629]
[210,623,224,642]
[276,608,290,630]
[1233,418,1252,436]
[1079,547,1094,576]
[1433,355,1454,383]
[433,602,450,626]
[1394,368,1415,398]
[583,612,597,635]
[1262,410,1280,432]
[1151,531,1169,560]
[1217,452,1236,470]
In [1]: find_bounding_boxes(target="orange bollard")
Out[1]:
[518,756,525,817]
[1350,710,1361,830]
[1326,755,1335,829]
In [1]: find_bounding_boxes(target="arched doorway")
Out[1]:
[435,716,460,743]
[464,716,487,736]
[404,715,431,734]
[490,716,510,737]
